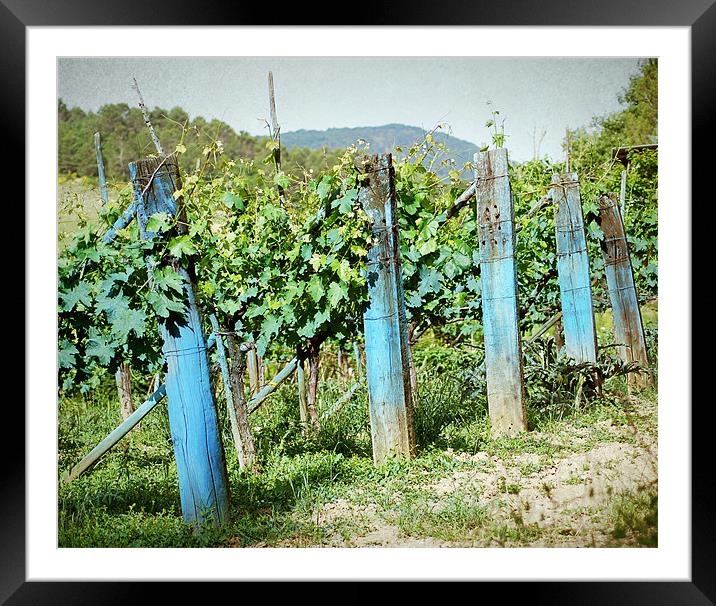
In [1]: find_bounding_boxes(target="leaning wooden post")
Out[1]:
[475,149,527,437]
[597,193,653,389]
[129,154,229,527]
[550,173,599,363]
[360,153,415,465]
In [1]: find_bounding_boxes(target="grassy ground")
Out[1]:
[58,323,658,548]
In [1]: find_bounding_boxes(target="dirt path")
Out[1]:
[279,396,658,548]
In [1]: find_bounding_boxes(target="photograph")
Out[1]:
[56,55,660,550]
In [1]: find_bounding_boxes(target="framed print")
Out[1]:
[9,0,707,602]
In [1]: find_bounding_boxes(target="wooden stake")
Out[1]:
[247,348,260,396]
[360,153,415,464]
[297,352,309,431]
[475,148,527,437]
[597,193,653,389]
[129,155,228,527]
[209,314,247,468]
[131,77,164,155]
[619,168,628,222]
[225,335,258,471]
[551,173,598,363]
[62,385,167,484]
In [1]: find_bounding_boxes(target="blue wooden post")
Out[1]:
[360,154,415,465]
[95,132,109,204]
[551,173,598,363]
[475,149,527,437]
[129,155,229,527]
[598,193,652,389]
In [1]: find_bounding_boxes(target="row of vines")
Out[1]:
[58,123,657,413]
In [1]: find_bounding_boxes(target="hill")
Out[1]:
[281,123,480,166]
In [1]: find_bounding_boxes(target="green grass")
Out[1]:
[58,334,657,548]
[608,485,658,546]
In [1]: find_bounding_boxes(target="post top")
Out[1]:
[129,154,180,179]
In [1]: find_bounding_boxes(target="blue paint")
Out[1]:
[360,154,414,464]
[130,155,229,527]
[95,132,109,205]
[552,173,598,363]
[475,149,526,436]
[64,384,167,484]
[247,358,298,413]
[101,202,137,245]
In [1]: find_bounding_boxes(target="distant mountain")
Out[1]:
[281,123,480,168]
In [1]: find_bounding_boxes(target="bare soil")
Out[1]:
[269,396,657,548]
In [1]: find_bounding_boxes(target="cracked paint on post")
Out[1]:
[129,155,229,527]
[551,173,598,363]
[360,154,415,465]
[475,149,527,437]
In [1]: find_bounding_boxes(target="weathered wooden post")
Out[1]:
[209,314,254,469]
[296,351,309,431]
[247,348,260,396]
[475,149,527,437]
[360,153,415,464]
[129,154,229,526]
[550,173,598,363]
[352,340,362,377]
[597,193,653,389]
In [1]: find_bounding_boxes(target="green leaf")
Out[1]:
[418,238,438,256]
[308,277,324,303]
[85,331,115,365]
[418,266,442,295]
[587,223,604,241]
[466,275,481,293]
[221,191,244,210]
[147,291,186,318]
[95,292,130,316]
[168,235,198,258]
[60,282,93,311]
[327,282,348,307]
[260,314,282,341]
[154,266,184,294]
[316,177,333,201]
[331,188,358,214]
[145,212,173,234]
[110,306,147,341]
[58,339,79,369]
[273,174,291,189]
[301,244,313,262]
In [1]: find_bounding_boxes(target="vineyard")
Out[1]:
[58,62,658,548]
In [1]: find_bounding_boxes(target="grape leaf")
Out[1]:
[58,340,79,369]
[60,282,93,311]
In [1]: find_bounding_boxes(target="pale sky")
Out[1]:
[58,57,646,163]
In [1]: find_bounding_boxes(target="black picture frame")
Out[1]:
[9,0,706,602]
